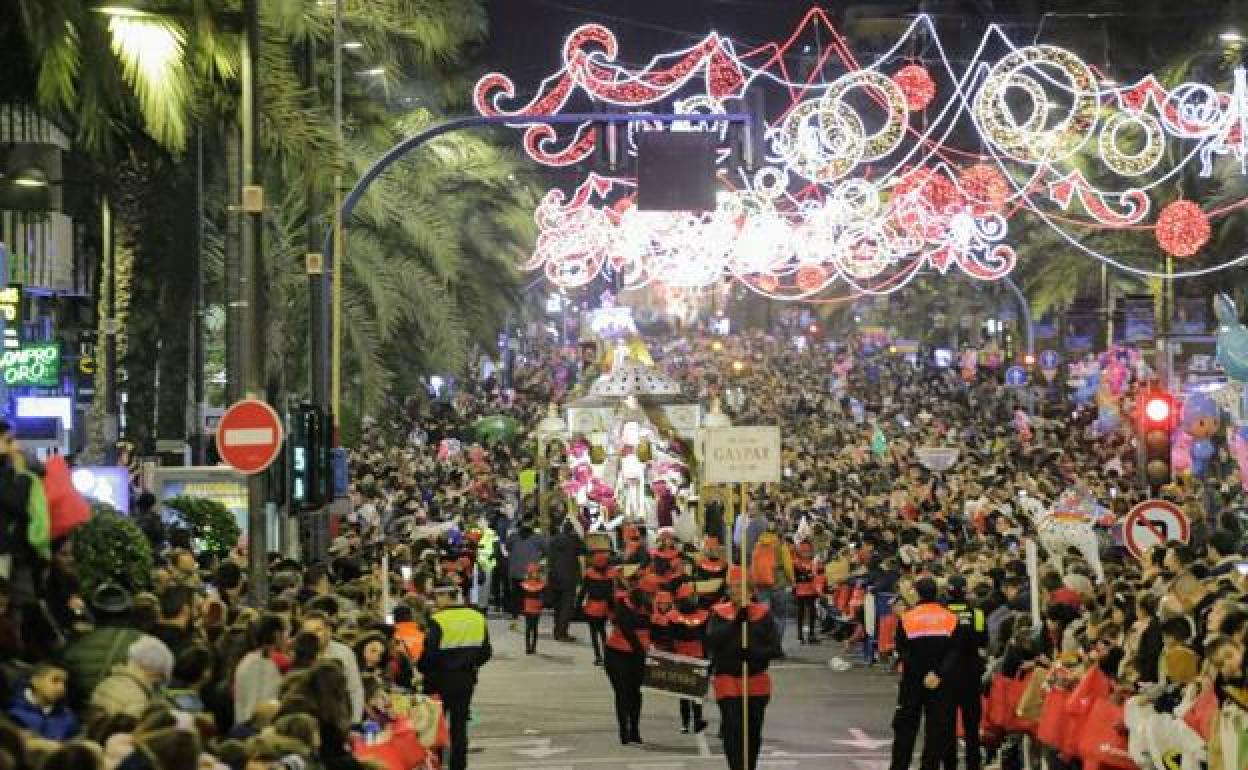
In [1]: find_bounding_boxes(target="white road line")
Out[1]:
[695,731,712,758]
[467,751,891,768]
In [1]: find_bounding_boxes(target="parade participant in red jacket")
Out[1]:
[579,548,617,665]
[669,582,710,734]
[791,540,821,645]
[651,591,675,652]
[706,566,782,770]
[604,584,653,745]
[519,563,547,656]
[694,536,728,610]
[650,527,685,590]
[620,524,649,567]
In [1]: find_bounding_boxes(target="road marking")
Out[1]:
[695,731,712,758]
[514,746,573,759]
[852,761,890,770]
[467,752,892,768]
[832,728,891,750]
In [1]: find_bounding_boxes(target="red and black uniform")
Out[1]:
[579,553,617,665]
[694,555,728,609]
[668,590,710,733]
[706,600,783,770]
[649,543,685,591]
[889,601,958,770]
[791,545,821,644]
[520,572,546,655]
[620,527,649,568]
[605,593,652,745]
[651,593,674,653]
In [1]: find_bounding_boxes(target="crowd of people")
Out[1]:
[1,323,1247,770]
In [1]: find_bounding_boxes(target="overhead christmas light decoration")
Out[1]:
[476,9,1248,299]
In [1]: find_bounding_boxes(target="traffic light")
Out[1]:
[288,403,332,510]
[1137,390,1176,492]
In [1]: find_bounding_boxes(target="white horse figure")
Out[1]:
[1018,488,1105,583]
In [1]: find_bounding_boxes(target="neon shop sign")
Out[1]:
[1,345,60,387]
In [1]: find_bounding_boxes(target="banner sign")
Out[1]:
[703,426,781,484]
[643,650,710,699]
[1,344,59,386]
[0,284,20,351]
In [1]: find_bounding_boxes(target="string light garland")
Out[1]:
[477,9,1248,299]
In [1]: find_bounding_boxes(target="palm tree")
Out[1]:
[12,0,532,452]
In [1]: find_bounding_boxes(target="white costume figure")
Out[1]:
[1018,488,1104,583]
[616,452,648,523]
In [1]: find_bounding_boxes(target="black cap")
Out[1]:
[946,574,967,597]
[915,577,939,602]
[90,582,133,616]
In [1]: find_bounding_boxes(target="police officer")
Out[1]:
[889,577,958,770]
[419,582,493,770]
[706,565,783,770]
[944,575,987,770]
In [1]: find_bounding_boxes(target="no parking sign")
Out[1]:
[1123,499,1190,560]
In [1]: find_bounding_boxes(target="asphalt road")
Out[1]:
[465,616,898,770]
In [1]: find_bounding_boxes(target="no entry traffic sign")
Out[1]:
[1123,499,1190,560]
[216,399,284,475]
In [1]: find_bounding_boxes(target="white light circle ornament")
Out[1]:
[774,98,864,181]
[834,228,892,281]
[1099,110,1165,176]
[974,44,1099,164]
[825,69,908,161]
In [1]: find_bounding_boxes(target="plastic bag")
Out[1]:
[1181,685,1218,743]
[1037,689,1072,750]
[1077,697,1138,770]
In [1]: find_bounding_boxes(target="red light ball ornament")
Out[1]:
[796,265,827,292]
[958,164,1010,215]
[1155,200,1210,258]
[893,64,936,111]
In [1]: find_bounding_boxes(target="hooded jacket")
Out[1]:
[750,532,795,588]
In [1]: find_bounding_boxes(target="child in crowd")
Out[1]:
[7,662,79,741]
[520,562,547,655]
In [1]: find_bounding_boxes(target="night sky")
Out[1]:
[482,0,846,95]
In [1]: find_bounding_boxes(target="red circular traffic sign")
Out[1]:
[1123,499,1190,561]
[215,399,284,475]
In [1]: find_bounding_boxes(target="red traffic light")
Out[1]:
[1144,396,1171,423]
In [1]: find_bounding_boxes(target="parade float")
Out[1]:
[546,300,704,538]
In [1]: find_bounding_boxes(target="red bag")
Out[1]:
[876,614,898,654]
[351,737,406,770]
[44,455,91,540]
[1077,698,1138,770]
[1182,686,1218,742]
[834,585,851,615]
[389,717,429,769]
[1003,673,1037,735]
[1036,689,1072,750]
[985,673,1033,733]
[1067,666,1112,718]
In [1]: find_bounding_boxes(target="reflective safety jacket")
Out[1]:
[419,606,492,678]
[946,600,988,672]
[894,602,958,686]
[705,601,782,699]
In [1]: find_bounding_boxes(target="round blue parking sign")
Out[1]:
[1005,365,1027,387]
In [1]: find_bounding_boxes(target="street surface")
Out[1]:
[469,617,896,770]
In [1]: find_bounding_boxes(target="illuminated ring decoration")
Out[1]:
[973,45,1099,164]
[1098,110,1165,176]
